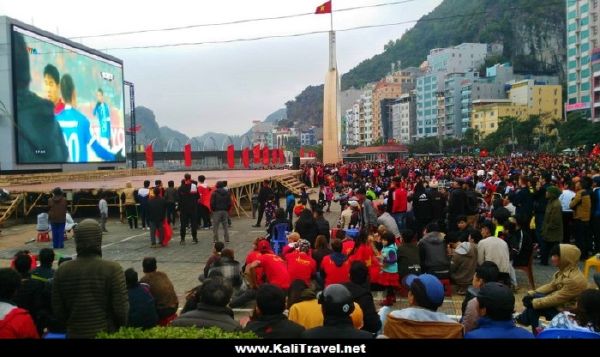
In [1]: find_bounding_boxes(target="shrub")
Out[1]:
[96,326,257,339]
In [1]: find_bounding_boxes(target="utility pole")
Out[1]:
[510,121,516,153]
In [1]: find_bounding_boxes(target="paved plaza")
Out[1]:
[0,195,597,317]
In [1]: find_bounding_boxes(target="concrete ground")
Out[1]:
[1,194,597,318]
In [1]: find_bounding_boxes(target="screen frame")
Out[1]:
[11,23,126,165]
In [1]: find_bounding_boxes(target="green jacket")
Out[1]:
[52,220,128,338]
[541,197,563,243]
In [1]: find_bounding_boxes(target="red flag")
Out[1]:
[184,144,192,167]
[272,148,279,164]
[227,144,235,169]
[279,148,285,164]
[315,1,332,14]
[300,147,305,158]
[145,145,154,168]
[242,147,250,168]
[263,147,270,165]
[253,145,261,164]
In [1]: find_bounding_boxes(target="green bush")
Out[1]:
[96,326,258,339]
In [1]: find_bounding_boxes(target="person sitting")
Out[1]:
[320,239,351,287]
[380,274,462,339]
[281,232,301,257]
[448,231,478,295]
[246,242,291,291]
[172,277,240,331]
[12,252,46,335]
[314,209,331,242]
[202,241,225,279]
[465,282,534,339]
[478,220,511,286]
[544,289,600,336]
[397,229,421,278]
[418,222,450,279]
[285,239,317,286]
[244,284,305,338]
[139,257,179,325]
[124,268,158,329]
[312,235,333,271]
[301,284,373,339]
[31,248,55,282]
[207,249,242,291]
[516,244,588,334]
[266,208,292,242]
[461,261,500,333]
[343,261,382,334]
[0,268,39,339]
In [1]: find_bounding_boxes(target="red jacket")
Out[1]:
[245,250,265,286]
[198,184,212,211]
[392,187,407,213]
[321,254,350,287]
[342,239,355,256]
[0,303,39,339]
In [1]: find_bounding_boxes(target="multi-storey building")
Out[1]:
[391,92,416,145]
[416,43,491,139]
[508,80,563,124]
[566,0,592,109]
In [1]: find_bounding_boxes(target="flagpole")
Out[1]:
[330,5,333,31]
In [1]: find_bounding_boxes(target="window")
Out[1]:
[490,123,495,128]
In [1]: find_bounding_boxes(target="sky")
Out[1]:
[1,0,443,136]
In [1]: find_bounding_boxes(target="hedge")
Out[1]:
[96,326,258,339]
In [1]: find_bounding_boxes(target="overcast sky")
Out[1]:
[1,0,443,136]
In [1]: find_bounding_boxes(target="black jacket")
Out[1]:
[315,217,331,241]
[397,244,421,277]
[147,197,167,224]
[301,316,373,339]
[428,189,446,221]
[178,181,199,212]
[448,188,468,217]
[295,218,319,247]
[127,284,159,329]
[258,186,274,205]
[245,314,305,338]
[172,303,240,331]
[343,282,381,334]
[211,188,231,212]
[412,191,433,223]
[418,232,450,275]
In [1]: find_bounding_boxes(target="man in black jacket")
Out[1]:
[253,180,274,227]
[448,178,468,232]
[211,181,232,243]
[301,284,373,339]
[343,261,381,334]
[178,174,199,245]
[314,209,331,241]
[244,284,304,338]
[147,188,167,247]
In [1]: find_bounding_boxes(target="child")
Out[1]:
[378,232,400,306]
[264,195,277,227]
[98,193,108,233]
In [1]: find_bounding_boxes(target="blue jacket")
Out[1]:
[593,188,600,217]
[465,317,534,339]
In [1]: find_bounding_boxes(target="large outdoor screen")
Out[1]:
[12,25,125,164]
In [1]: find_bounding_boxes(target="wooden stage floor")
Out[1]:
[5,169,300,192]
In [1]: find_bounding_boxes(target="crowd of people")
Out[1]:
[2,153,600,339]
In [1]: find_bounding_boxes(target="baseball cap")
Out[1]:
[474,282,514,312]
[404,274,445,307]
[257,239,272,253]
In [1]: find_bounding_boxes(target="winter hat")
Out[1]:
[74,219,103,257]
[297,239,311,253]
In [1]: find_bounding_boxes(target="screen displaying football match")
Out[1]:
[12,25,125,164]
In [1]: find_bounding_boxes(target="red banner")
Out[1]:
[279,148,285,164]
[300,147,305,158]
[253,145,261,164]
[184,144,192,167]
[242,147,250,168]
[272,148,279,164]
[227,144,235,169]
[145,145,154,168]
[263,146,270,165]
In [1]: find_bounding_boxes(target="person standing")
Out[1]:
[253,180,273,227]
[570,178,592,260]
[540,186,563,265]
[52,219,128,338]
[559,182,576,243]
[147,188,167,247]
[120,182,138,229]
[48,187,67,249]
[592,177,600,254]
[211,181,232,243]
[164,180,178,227]
[98,193,108,233]
[198,175,213,229]
[137,180,151,230]
[178,174,199,245]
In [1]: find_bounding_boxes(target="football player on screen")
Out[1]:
[93,88,112,149]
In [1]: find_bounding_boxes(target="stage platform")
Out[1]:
[3,169,300,193]
[0,169,305,223]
